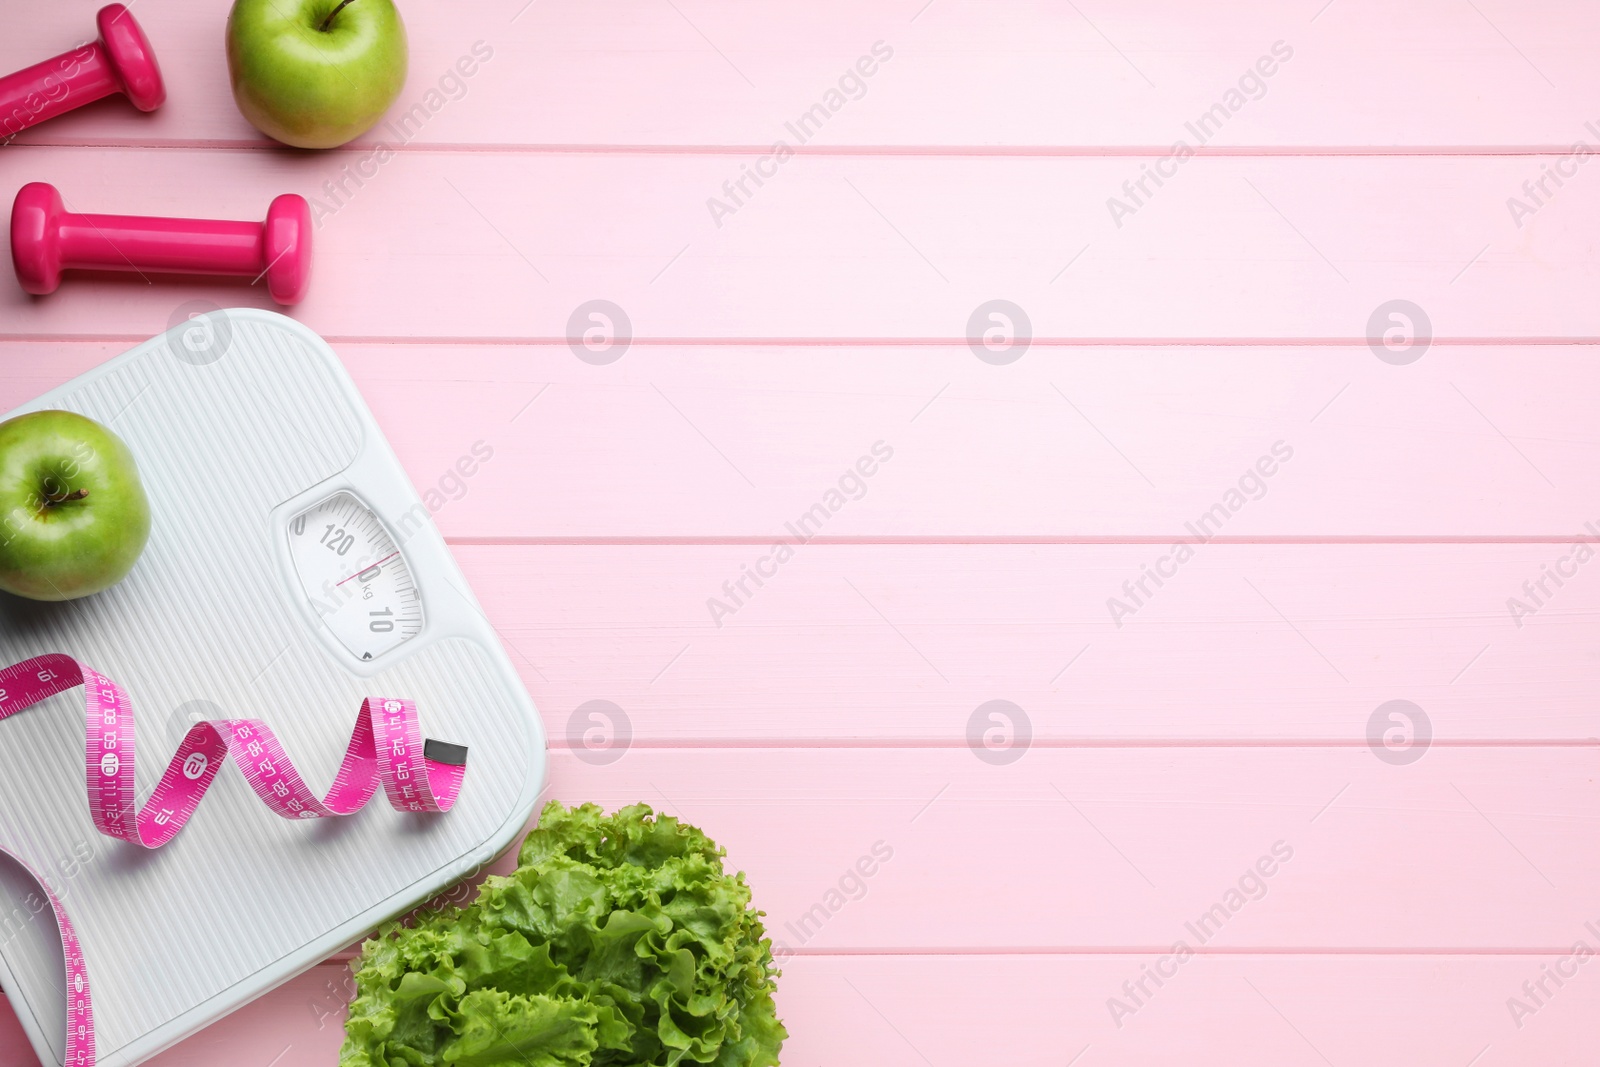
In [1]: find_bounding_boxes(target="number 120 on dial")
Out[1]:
[286,492,423,662]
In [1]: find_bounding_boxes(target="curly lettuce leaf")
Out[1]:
[339,802,786,1067]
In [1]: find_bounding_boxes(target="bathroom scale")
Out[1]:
[0,308,546,1066]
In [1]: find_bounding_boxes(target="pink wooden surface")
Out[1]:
[4,1,1599,1065]
[4,0,1599,151]
[2,151,1596,341]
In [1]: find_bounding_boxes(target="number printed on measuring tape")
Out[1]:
[0,653,468,1067]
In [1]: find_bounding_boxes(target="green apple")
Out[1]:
[0,411,151,602]
[226,0,408,149]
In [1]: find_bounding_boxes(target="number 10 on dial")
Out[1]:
[286,492,423,662]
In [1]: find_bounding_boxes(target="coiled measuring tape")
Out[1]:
[0,654,468,1067]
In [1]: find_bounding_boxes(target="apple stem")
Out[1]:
[43,489,88,506]
[319,0,357,31]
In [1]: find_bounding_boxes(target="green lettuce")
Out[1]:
[339,802,787,1067]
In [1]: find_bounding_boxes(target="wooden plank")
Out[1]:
[11,951,1597,1066]
[12,342,1600,537]
[456,542,1600,742]
[524,748,1598,951]
[8,0,1599,150]
[334,341,1597,540]
[5,340,1599,541]
[0,151,1592,341]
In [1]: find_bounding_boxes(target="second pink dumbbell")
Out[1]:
[11,183,313,305]
[0,5,164,138]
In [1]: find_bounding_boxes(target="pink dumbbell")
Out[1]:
[11,183,313,305]
[0,5,164,139]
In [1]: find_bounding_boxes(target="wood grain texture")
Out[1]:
[2,0,1598,1064]
[15,950,1600,1066]
[6,341,1594,541]
[6,0,1599,151]
[0,150,1591,341]
[455,543,1600,742]
[538,748,1599,952]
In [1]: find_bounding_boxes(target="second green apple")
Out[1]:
[226,0,408,150]
[0,411,151,602]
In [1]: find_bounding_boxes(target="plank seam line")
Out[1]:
[447,535,1600,547]
[545,740,1600,750]
[310,947,1600,962]
[9,140,1599,158]
[11,335,1600,348]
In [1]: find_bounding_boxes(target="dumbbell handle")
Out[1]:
[0,47,108,130]
[0,6,164,139]
[56,214,267,278]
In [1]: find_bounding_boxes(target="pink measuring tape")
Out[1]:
[0,654,468,1066]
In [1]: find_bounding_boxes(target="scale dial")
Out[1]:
[286,492,422,662]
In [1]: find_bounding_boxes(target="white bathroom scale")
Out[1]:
[0,309,546,1066]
